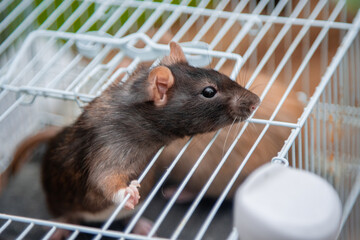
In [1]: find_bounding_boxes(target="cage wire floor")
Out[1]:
[0,0,360,239]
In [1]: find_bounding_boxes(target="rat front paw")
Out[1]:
[113,180,141,209]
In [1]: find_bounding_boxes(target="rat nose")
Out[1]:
[249,102,259,113]
[248,94,260,113]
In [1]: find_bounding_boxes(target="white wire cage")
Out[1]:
[0,0,359,239]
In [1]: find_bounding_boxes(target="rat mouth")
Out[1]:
[230,107,256,122]
[227,113,248,125]
[235,114,251,123]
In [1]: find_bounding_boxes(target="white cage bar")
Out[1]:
[0,0,359,239]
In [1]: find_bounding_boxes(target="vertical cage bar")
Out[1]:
[322,89,327,179]
[333,65,340,192]
[67,230,79,240]
[349,37,356,107]
[298,128,302,169]
[344,51,351,177]
[247,0,257,70]
[340,59,346,207]
[310,113,315,172]
[16,222,34,240]
[316,101,321,175]
[266,0,276,75]
[342,53,348,107]
[356,35,360,107]
[301,0,310,94]
[283,0,293,83]
[320,0,329,77]
[304,119,309,171]
[0,0,13,13]
[340,0,347,40]
[42,226,57,240]
[292,141,296,167]
[0,219,11,234]
[327,74,333,184]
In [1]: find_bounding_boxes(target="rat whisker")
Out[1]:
[236,68,246,87]
[235,120,243,135]
[238,63,249,87]
[243,67,249,87]
[208,47,213,69]
[222,117,237,157]
[248,121,257,133]
[249,83,266,93]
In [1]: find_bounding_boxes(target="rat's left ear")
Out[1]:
[147,66,174,107]
[161,41,187,65]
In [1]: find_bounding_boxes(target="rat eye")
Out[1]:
[202,86,217,98]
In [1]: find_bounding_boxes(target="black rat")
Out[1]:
[1,42,259,238]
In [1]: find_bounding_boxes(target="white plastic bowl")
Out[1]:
[234,163,342,240]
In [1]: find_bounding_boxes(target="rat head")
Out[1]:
[130,42,260,137]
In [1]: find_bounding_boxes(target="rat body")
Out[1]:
[3,42,259,238]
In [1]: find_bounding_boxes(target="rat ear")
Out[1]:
[147,66,174,107]
[161,41,187,65]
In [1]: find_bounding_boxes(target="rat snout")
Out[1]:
[243,96,260,115]
[233,90,260,120]
[248,93,261,113]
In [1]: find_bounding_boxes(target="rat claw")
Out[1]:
[113,180,141,209]
[125,202,135,210]
[130,180,140,188]
[128,185,140,198]
[126,191,138,206]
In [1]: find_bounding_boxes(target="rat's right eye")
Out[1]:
[202,86,217,98]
